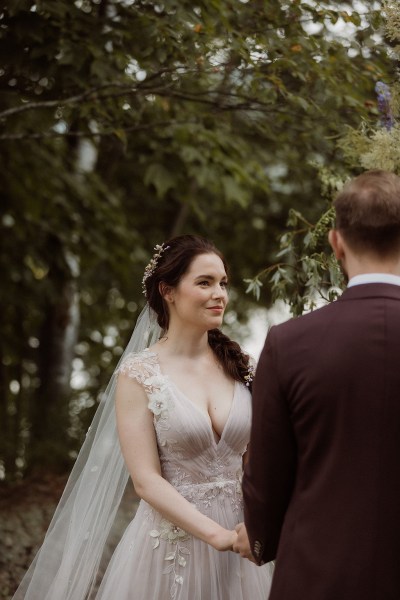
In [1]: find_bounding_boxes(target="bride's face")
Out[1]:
[165,252,229,330]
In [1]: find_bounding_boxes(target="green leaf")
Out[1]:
[144,164,176,199]
[221,176,247,206]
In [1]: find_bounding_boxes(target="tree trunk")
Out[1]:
[29,241,80,473]
[0,343,13,479]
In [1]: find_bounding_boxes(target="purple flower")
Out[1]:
[375,81,394,130]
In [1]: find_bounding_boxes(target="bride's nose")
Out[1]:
[211,284,226,298]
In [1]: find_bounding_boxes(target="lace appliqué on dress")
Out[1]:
[171,454,244,514]
[117,351,175,447]
[150,519,190,600]
[117,350,160,388]
[175,475,243,514]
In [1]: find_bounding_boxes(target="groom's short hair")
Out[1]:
[334,169,400,257]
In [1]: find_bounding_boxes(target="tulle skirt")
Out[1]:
[96,497,273,600]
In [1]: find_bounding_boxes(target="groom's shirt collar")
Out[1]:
[348,273,400,288]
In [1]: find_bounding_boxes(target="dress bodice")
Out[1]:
[118,349,252,512]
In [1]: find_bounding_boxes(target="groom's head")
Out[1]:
[334,169,400,256]
[329,170,400,276]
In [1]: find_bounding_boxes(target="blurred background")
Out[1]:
[0,0,393,596]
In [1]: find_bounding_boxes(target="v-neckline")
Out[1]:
[171,379,238,447]
[145,348,237,447]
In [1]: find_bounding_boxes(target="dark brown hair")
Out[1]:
[144,234,252,387]
[334,169,400,256]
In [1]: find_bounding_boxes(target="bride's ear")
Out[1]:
[159,281,174,304]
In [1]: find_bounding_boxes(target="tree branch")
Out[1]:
[0,64,279,122]
[0,67,183,120]
[0,119,197,141]
[0,84,116,120]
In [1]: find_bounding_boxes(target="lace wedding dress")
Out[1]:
[95,349,273,599]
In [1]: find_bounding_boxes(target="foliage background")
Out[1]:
[0,0,391,485]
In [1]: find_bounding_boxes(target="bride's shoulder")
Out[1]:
[117,348,159,383]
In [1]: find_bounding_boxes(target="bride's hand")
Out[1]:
[209,527,238,552]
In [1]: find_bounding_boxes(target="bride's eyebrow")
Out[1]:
[194,274,228,281]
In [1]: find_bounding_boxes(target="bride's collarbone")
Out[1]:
[174,368,233,400]
[154,350,235,413]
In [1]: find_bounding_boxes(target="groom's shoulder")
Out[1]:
[273,298,339,338]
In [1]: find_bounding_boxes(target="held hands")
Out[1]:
[209,527,238,552]
[232,523,257,563]
[208,523,257,561]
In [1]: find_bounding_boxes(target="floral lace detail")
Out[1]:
[146,375,170,416]
[144,373,176,448]
[150,519,190,600]
[117,349,160,388]
[117,350,176,447]
[150,518,190,547]
[176,475,243,514]
[161,464,191,487]
[164,457,244,514]
[158,435,245,513]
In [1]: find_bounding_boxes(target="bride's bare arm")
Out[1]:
[115,373,237,552]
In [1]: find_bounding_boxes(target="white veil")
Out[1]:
[12,305,161,600]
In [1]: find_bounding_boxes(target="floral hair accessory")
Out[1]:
[142,243,170,297]
[244,363,255,387]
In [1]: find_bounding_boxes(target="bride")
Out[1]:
[13,234,273,599]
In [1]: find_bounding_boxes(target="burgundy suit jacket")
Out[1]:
[243,283,400,600]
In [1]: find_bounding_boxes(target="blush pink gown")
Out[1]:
[96,349,273,599]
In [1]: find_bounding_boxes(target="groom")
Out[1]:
[234,170,400,599]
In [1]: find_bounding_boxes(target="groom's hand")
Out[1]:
[232,523,257,563]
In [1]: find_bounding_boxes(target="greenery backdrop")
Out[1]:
[0,0,392,481]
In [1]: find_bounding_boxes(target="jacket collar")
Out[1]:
[339,282,400,302]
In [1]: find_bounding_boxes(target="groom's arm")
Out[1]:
[242,325,297,565]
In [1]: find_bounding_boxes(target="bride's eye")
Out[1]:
[198,280,210,286]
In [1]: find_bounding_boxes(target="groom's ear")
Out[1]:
[328,229,345,261]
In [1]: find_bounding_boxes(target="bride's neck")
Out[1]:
[158,325,211,359]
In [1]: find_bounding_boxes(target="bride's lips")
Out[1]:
[207,306,224,313]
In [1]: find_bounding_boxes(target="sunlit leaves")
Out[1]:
[245,183,345,316]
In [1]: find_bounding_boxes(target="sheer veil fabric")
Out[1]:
[12,306,162,600]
